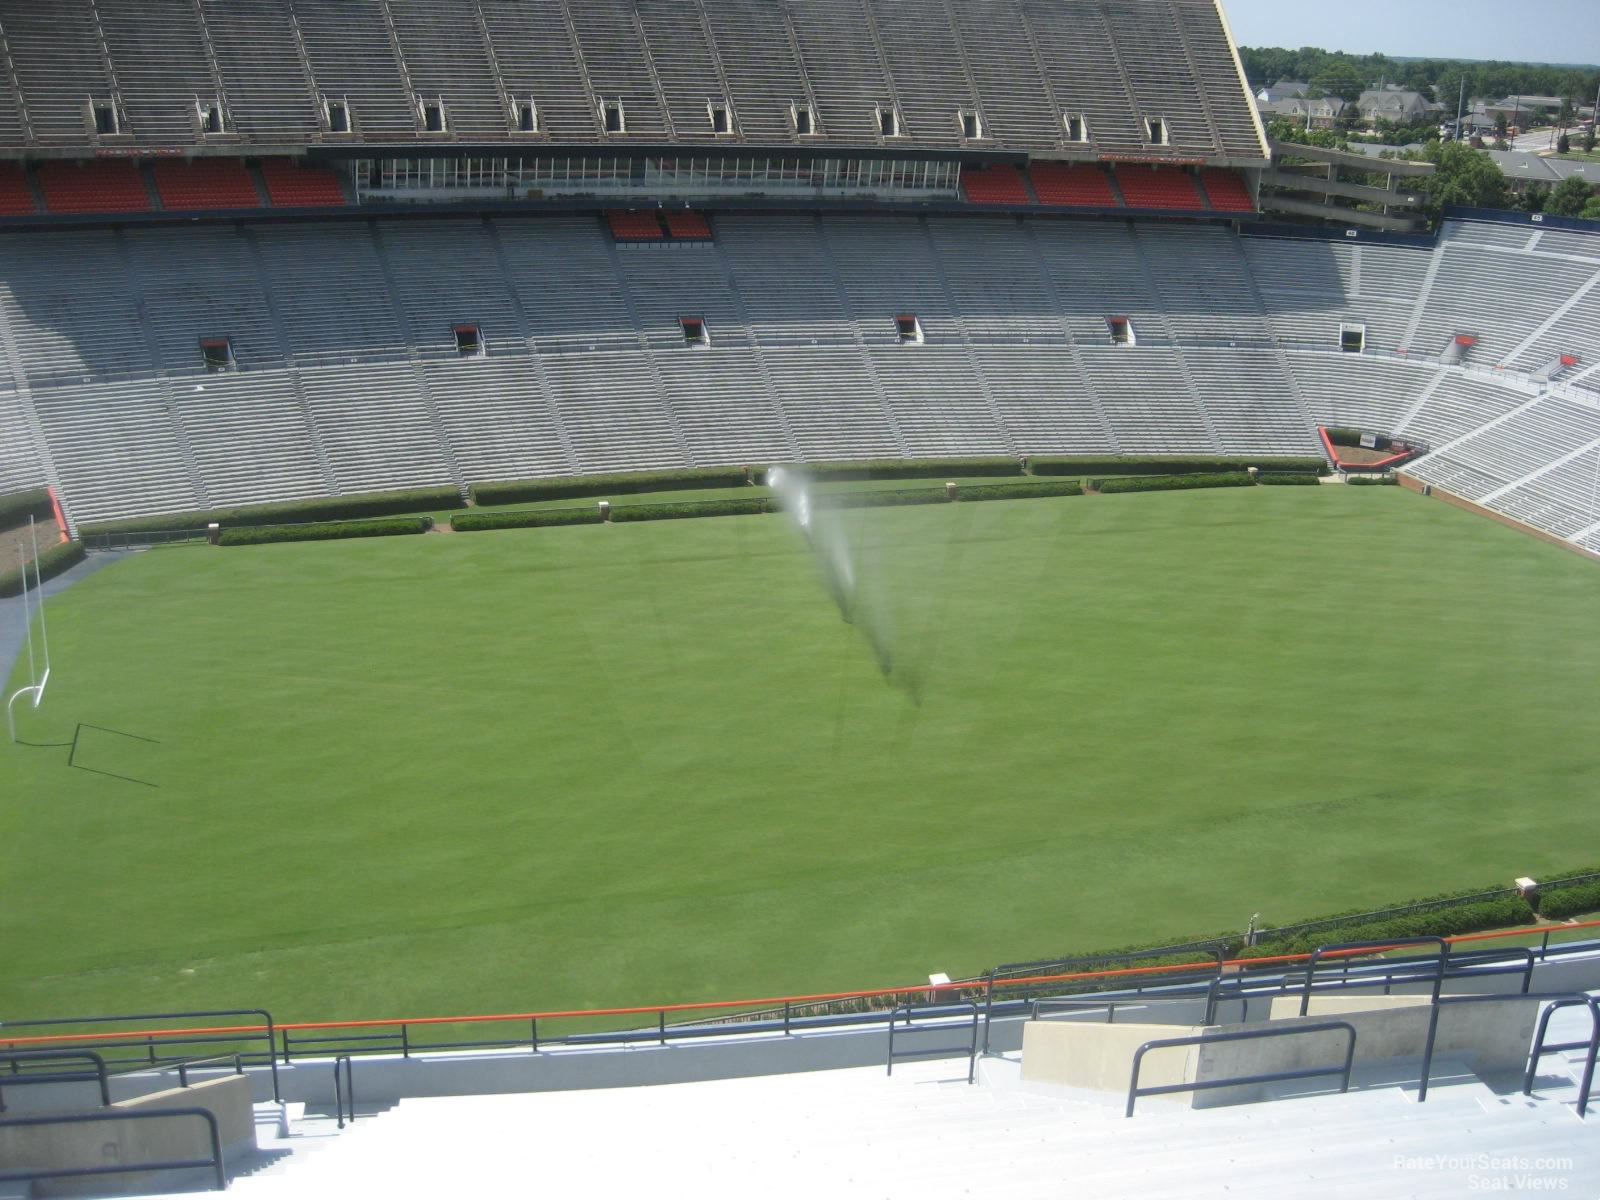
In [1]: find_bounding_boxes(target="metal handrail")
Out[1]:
[1030,996,1204,1025]
[333,1055,355,1128]
[886,1004,979,1084]
[0,1106,224,1192]
[0,1007,279,1102]
[1126,1021,1358,1118]
[1417,992,1600,1114]
[0,1049,111,1109]
[1299,937,1446,1015]
[176,1053,244,1088]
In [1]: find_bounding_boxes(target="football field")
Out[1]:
[4,485,1597,1024]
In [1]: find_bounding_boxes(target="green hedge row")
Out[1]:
[959,480,1085,502]
[1539,880,1600,920]
[772,458,1021,483]
[1237,895,1536,960]
[1093,472,1254,494]
[452,507,606,532]
[81,487,464,535]
[1031,455,1325,478]
[1345,474,1398,486]
[218,517,431,546]
[0,487,52,531]
[1256,472,1322,486]
[1325,427,1392,451]
[831,487,950,508]
[610,497,775,522]
[471,468,750,506]
[0,539,85,598]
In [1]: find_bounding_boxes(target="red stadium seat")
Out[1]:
[259,158,347,207]
[607,210,665,240]
[0,162,36,215]
[36,160,151,214]
[1200,169,1254,213]
[153,158,261,210]
[1113,167,1205,211]
[1028,162,1118,207]
[960,164,1031,205]
[664,210,713,240]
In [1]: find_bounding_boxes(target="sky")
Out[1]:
[1220,0,1600,66]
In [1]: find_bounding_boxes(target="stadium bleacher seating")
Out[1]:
[257,159,347,208]
[1113,166,1206,211]
[1200,169,1255,213]
[960,165,1031,206]
[663,211,715,241]
[34,160,150,213]
[1028,163,1118,208]
[608,210,666,242]
[152,158,261,210]
[0,162,35,214]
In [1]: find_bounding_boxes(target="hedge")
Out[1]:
[765,458,1021,483]
[1236,895,1536,960]
[609,496,776,522]
[1255,472,1322,486]
[0,487,53,532]
[829,487,950,508]
[80,487,464,536]
[1345,474,1398,486]
[1093,472,1255,494]
[0,539,85,598]
[217,517,431,546]
[452,507,606,532]
[958,480,1085,502]
[471,468,750,507]
[1031,455,1325,478]
[1539,880,1600,920]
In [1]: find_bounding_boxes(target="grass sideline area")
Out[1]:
[4,486,1598,1025]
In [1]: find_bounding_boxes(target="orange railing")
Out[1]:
[4,919,1597,1055]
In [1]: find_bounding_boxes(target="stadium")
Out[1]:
[0,1,1598,1195]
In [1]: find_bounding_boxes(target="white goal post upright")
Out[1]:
[6,516,51,744]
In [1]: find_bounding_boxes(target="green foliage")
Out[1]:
[1267,119,1349,153]
[1584,127,1598,154]
[1239,895,1536,959]
[1310,60,1367,104]
[1031,455,1325,478]
[828,487,950,508]
[0,487,53,531]
[768,458,1021,483]
[452,507,606,531]
[1583,197,1600,221]
[1345,474,1398,485]
[0,539,85,598]
[1546,175,1598,218]
[217,517,431,546]
[80,488,463,535]
[608,496,776,523]
[1518,183,1549,214]
[1538,880,1600,921]
[957,481,1084,502]
[1323,427,1393,450]
[470,469,750,507]
[1416,139,1510,216]
[1093,472,1256,494]
[1557,132,1571,155]
[1256,472,1322,486]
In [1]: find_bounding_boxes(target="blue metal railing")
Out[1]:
[0,1107,225,1192]
[0,1049,111,1110]
[886,1003,979,1084]
[333,1054,356,1128]
[1125,1021,1358,1118]
[1417,992,1600,1114]
[1299,938,1447,1015]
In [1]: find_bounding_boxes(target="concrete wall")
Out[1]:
[0,1074,253,1198]
[1266,994,1539,1073]
[1021,1021,1198,1100]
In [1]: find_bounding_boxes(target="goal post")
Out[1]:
[6,517,52,744]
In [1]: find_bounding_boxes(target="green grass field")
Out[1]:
[4,485,1598,1025]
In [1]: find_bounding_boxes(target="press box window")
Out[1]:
[1339,323,1366,354]
[323,98,351,133]
[877,106,902,137]
[680,317,709,347]
[200,338,235,371]
[1107,316,1136,346]
[708,101,731,134]
[602,100,626,133]
[454,325,485,357]
[791,102,815,135]
[1144,117,1167,144]
[895,315,923,345]
[1064,113,1088,142]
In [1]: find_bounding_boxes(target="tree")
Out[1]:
[1546,175,1597,217]
[1495,111,1509,139]
[1311,60,1367,105]
[1585,127,1598,154]
[1558,132,1571,155]
[1583,196,1600,221]
[1558,96,1576,129]
[1419,139,1510,216]
[1518,182,1549,213]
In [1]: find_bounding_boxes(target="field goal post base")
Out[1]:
[6,672,47,743]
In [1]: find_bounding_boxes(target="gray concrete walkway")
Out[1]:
[1,550,134,688]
